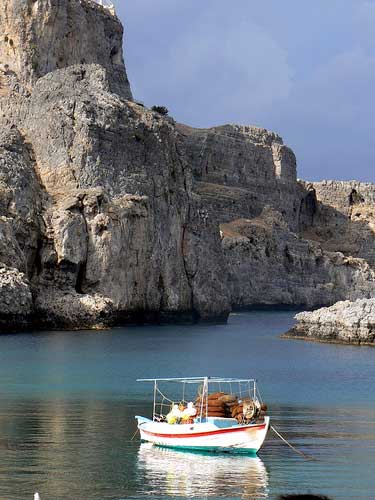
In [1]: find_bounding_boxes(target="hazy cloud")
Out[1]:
[124,3,292,126]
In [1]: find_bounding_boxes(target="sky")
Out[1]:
[116,0,374,182]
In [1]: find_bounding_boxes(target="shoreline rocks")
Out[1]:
[0,266,33,331]
[284,298,375,345]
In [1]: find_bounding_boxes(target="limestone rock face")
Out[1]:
[284,181,375,344]
[301,181,375,268]
[285,298,375,345]
[6,65,230,326]
[178,123,375,310]
[0,266,33,330]
[178,124,302,232]
[0,125,43,276]
[0,1,230,329]
[221,208,375,309]
[34,289,115,330]
[0,0,132,99]
[26,66,229,322]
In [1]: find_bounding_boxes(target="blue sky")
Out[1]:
[117,0,374,182]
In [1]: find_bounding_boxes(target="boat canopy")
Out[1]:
[137,377,261,422]
[137,377,257,384]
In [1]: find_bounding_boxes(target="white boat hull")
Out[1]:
[136,416,270,454]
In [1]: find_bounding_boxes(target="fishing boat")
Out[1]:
[135,377,270,454]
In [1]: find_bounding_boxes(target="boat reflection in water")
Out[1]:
[137,443,269,498]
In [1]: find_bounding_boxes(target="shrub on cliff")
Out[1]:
[151,105,169,116]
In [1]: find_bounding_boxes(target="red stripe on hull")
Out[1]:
[142,423,267,439]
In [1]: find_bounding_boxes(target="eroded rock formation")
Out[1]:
[0,0,132,98]
[0,266,33,330]
[179,124,375,310]
[221,208,375,309]
[285,298,375,345]
[0,0,230,330]
[178,124,302,230]
[301,181,375,268]
[285,181,375,343]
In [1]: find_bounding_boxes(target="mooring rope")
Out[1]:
[271,425,317,461]
[130,427,140,441]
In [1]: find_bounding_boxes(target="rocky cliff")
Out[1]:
[178,125,375,310]
[285,180,375,343]
[0,0,132,99]
[285,298,375,345]
[301,181,375,268]
[0,0,374,332]
[221,208,375,309]
[177,124,301,230]
[0,0,230,330]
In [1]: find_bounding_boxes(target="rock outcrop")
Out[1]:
[178,124,302,231]
[285,298,375,345]
[178,124,375,310]
[281,181,375,343]
[0,0,230,330]
[0,0,132,99]
[301,181,375,268]
[221,208,375,309]
[0,266,33,330]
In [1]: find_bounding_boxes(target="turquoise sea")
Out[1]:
[0,311,374,500]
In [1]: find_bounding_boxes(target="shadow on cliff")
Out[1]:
[301,191,375,270]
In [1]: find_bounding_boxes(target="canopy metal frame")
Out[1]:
[137,377,260,421]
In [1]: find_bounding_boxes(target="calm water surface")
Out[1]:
[0,311,374,500]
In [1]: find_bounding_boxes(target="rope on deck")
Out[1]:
[271,425,317,461]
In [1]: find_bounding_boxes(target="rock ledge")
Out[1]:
[284,298,375,345]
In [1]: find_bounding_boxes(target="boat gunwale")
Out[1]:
[138,420,268,439]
